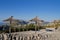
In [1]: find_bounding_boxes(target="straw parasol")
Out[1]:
[3,16,14,39]
[3,16,20,26]
[30,16,44,26]
[30,16,44,31]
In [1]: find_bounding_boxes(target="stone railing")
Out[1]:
[0,31,60,40]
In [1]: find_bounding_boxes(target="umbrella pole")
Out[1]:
[9,16,13,40]
[35,24,36,33]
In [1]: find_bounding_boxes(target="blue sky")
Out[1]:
[0,0,60,21]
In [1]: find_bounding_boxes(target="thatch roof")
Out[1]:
[30,16,44,22]
[3,16,21,26]
[29,16,44,26]
[3,16,20,22]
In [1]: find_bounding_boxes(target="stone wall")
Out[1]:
[0,31,60,40]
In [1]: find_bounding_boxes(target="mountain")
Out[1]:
[0,22,7,26]
[18,20,29,25]
[41,22,50,26]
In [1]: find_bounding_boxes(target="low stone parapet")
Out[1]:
[0,31,60,40]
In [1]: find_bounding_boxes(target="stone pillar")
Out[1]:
[2,34,4,40]
[20,37,22,40]
[27,36,30,40]
[37,36,40,40]
[35,36,37,40]
[30,35,33,40]
[18,36,20,40]
[0,34,2,40]
[23,37,25,40]
[12,34,15,40]
[3,34,8,40]
[16,36,19,40]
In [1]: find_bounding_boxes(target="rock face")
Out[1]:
[0,31,60,40]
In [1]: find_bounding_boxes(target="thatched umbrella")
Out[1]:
[3,16,20,32]
[3,16,20,25]
[30,16,44,31]
[30,16,44,25]
[3,16,13,40]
